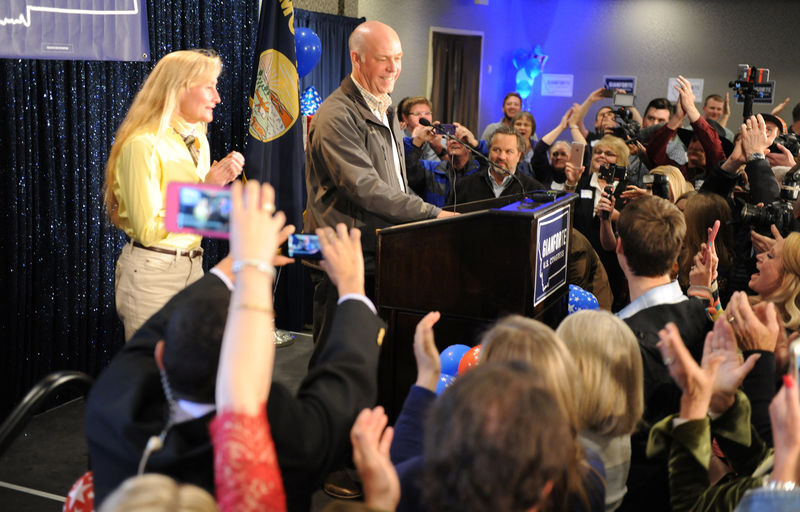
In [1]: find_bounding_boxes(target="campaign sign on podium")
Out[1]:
[534,206,570,306]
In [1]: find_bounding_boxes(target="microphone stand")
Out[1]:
[418,118,530,204]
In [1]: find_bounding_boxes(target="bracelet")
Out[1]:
[230,303,275,316]
[766,479,797,491]
[565,183,577,191]
[232,259,276,279]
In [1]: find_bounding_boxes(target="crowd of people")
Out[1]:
[79,13,800,512]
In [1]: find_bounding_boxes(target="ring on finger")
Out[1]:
[663,356,675,366]
[262,202,276,213]
[728,315,736,324]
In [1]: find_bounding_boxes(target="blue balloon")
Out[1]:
[295,28,322,78]
[516,68,532,99]
[435,374,456,395]
[512,48,529,70]
[440,344,470,376]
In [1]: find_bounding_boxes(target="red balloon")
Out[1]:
[458,344,482,375]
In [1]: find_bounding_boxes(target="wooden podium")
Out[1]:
[375,192,576,419]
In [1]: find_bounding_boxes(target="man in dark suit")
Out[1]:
[451,125,545,204]
[613,195,713,512]
[86,250,386,512]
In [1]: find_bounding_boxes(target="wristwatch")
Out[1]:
[747,152,765,162]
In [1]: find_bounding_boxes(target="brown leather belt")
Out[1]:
[131,240,203,258]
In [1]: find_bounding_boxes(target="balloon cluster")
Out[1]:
[295,28,321,78]
[436,343,482,395]
[300,86,322,116]
[567,284,600,314]
[511,45,548,99]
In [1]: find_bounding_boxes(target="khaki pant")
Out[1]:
[115,241,204,341]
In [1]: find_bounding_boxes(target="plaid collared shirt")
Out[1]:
[351,74,405,191]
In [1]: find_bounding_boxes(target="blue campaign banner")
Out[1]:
[603,75,636,95]
[0,0,149,61]
[533,206,570,307]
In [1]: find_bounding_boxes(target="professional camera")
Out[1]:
[735,197,794,236]
[770,132,800,158]
[781,167,800,202]
[610,107,641,141]
[643,173,670,200]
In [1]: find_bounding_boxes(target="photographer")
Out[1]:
[647,76,727,185]
[405,121,487,207]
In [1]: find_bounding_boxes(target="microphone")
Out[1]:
[419,118,528,200]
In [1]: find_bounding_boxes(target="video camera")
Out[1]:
[734,166,800,237]
[610,107,641,142]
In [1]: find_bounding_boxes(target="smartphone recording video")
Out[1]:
[434,123,456,136]
[165,182,231,239]
[283,234,323,260]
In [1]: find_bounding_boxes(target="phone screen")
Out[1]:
[165,183,231,239]
[286,234,322,260]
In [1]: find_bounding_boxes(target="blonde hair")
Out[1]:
[103,49,222,227]
[650,165,694,203]
[99,474,218,512]
[556,310,644,437]
[592,135,630,173]
[479,315,581,430]
[760,232,800,331]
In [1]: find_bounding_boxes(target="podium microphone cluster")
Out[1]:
[417,118,528,202]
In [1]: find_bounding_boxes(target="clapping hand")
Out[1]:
[705,315,761,415]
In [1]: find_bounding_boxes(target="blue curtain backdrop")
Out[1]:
[0,0,259,417]
[295,9,364,100]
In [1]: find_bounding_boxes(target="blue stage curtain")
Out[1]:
[0,0,259,417]
[295,8,365,100]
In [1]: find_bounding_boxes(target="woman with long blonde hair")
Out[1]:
[104,49,243,340]
[478,315,605,512]
[557,310,644,511]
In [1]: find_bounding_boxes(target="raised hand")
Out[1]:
[565,161,585,187]
[769,376,800,483]
[350,407,401,512]
[705,316,761,415]
[414,311,442,391]
[317,224,365,297]
[740,114,771,156]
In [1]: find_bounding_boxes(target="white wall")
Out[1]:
[358,0,800,136]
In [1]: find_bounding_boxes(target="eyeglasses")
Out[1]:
[408,111,432,117]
